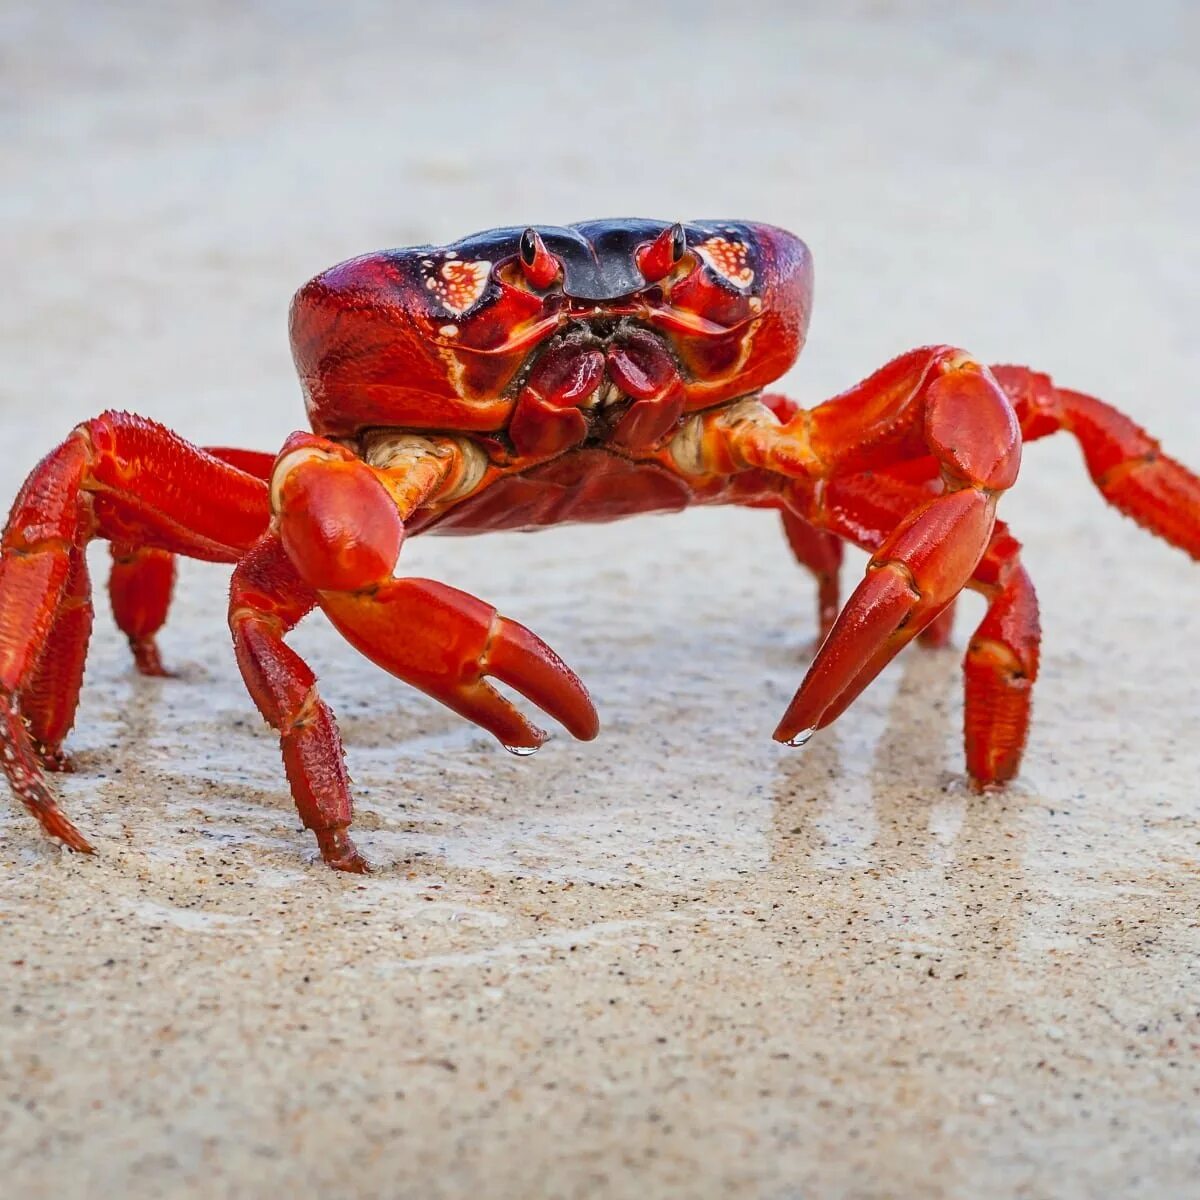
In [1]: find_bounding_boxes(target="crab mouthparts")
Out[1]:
[581,378,624,410]
[519,327,683,452]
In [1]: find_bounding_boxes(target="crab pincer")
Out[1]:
[775,358,1022,743]
[320,580,597,753]
[228,434,597,870]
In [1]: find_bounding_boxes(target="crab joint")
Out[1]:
[272,448,405,593]
[269,445,342,516]
[667,396,782,477]
[361,432,489,505]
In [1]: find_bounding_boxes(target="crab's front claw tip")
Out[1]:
[316,828,370,873]
[776,562,929,743]
[504,737,547,757]
[487,616,600,743]
[774,687,832,747]
[774,724,816,748]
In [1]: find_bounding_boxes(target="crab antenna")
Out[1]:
[518,227,560,290]
[635,223,688,283]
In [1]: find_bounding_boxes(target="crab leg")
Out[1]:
[781,351,1020,740]
[0,413,269,848]
[678,347,1022,742]
[20,548,93,771]
[991,365,1200,559]
[779,509,843,643]
[964,523,1039,785]
[226,537,362,869]
[278,436,598,747]
[107,546,176,676]
[786,467,1040,784]
[106,447,275,676]
[229,435,598,869]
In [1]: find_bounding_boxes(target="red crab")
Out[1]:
[2,219,1197,871]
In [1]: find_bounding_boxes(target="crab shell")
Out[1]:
[289,219,814,438]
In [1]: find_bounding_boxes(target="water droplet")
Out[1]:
[504,744,540,758]
[785,728,816,748]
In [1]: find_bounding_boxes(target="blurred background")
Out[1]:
[2,3,1199,1197]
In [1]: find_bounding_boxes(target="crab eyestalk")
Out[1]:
[635,222,688,283]
[518,227,561,290]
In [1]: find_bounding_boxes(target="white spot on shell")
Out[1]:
[423,259,491,316]
[696,237,754,289]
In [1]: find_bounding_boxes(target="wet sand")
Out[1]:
[2,3,1199,1197]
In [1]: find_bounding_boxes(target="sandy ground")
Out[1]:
[2,2,1199,1197]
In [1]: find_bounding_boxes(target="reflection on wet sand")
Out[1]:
[771,638,1030,966]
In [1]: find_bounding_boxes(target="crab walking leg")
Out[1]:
[992,365,1200,559]
[21,548,93,771]
[779,509,844,643]
[204,447,277,480]
[108,546,176,675]
[963,523,1040,784]
[227,537,366,871]
[0,413,269,849]
[106,447,275,676]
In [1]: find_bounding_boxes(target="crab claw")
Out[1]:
[777,487,996,742]
[316,578,599,752]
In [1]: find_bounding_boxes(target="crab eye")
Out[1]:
[671,223,687,261]
[636,223,688,283]
[517,227,560,289]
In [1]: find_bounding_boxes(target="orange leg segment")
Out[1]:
[108,545,176,676]
[964,523,1039,785]
[0,413,269,850]
[992,365,1200,560]
[228,535,365,872]
[779,509,843,644]
[22,547,93,771]
[105,446,274,676]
